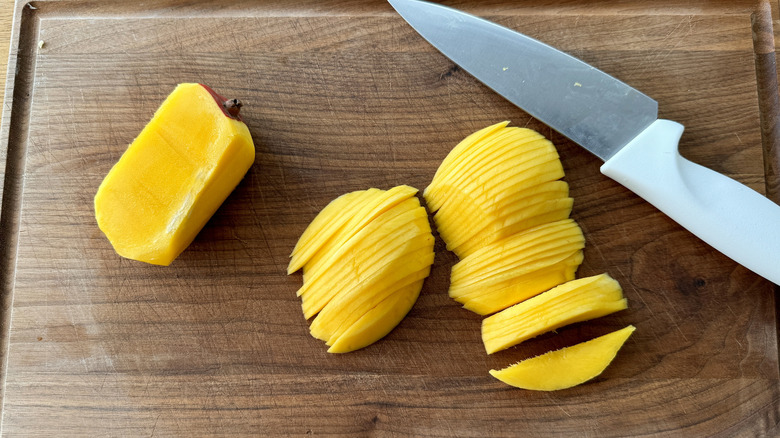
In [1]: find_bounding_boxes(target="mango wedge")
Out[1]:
[482,274,627,354]
[94,83,255,265]
[489,325,636,391]
[289,186,435,353]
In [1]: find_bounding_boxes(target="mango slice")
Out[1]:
[309,247,434,343]
[327,278,426,353]
[424,122,567,259]
[289,186,435,353]
[482,274,627,354]
[434,180,573,257]
[489,325,636,391]
[94,83,255,265]
[298,197,430,319]
[424,121,510,213]
[449,219,585,315]
[297,185,419,282]
[288,189,378,274]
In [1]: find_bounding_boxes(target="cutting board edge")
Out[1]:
[0,0,41,424]
[751,1,780,381]
[0,0,778,433]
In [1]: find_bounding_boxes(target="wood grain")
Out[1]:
[754,0,780,201]
[0,0,778,436]
[0,0,13,104]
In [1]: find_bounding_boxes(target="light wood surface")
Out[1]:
[0,0,13,104]
[0,0,778,436]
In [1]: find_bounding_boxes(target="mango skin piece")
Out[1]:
[94,83,255,265]
[489,325,635,391]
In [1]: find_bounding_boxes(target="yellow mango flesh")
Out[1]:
[425,124,559,209]
[424,124,568,259]
[296,185,418,281]
[482,274,627,354]
[457,252,584,316]
[435,137,557,203]
[489,325,636,391]
[424,122,632,387]
[327,278,425,353]
[451,219,582,282]
[298,198,430,319]
[288,189,377,274]
[433,180,570,245]
[433,181,573,258]
[289,186,435,353]
[94,83,254,265]
[461,255,583,315]
[449,220,585,315]
[424,121,509,212]
[310,246,434,343]
[448,197,574,258]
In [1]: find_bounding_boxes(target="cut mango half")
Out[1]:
[489,325,636,391]
[94,83,255,265]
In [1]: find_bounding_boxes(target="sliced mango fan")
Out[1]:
[287,121,634,391]
[288,185,435,354]
[422,121,634,389]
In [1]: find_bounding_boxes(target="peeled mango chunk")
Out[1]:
[94,83,255,265]
[288,185,435,353]
[489,325,636,391]
[481,273,627,354]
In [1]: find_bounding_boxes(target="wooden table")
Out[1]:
[0,0,778,436]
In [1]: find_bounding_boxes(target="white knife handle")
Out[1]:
[600,119,780,285]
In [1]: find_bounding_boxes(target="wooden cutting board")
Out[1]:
[1,0,778,435]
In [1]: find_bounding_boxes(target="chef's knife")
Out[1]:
[389,0,780,285]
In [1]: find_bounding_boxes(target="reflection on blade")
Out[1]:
[388,0,658,161]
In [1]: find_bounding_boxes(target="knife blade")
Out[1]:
[389,0,780,285]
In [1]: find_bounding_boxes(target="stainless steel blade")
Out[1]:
[388,0,658,160]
